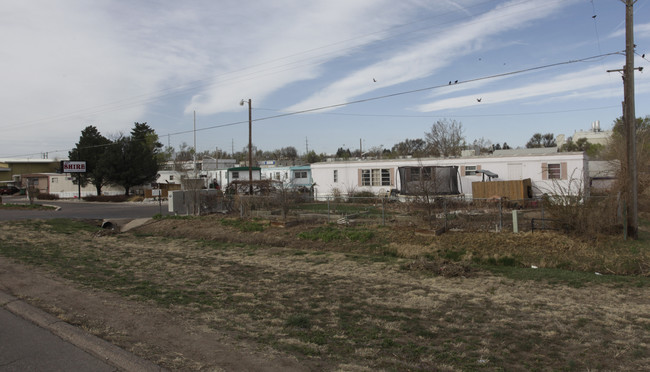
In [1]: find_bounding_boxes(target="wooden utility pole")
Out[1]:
[623,0,638,239]
[247,99,253,195]
[610,0,639,239]
[193,110,197,175]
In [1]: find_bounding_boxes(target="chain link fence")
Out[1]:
[225,194,569,233]
[171,189,621,235]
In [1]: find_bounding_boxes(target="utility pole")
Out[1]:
[248,99,253,195]
[193,110,197,175]
[623,0,638,239]
[609,0,639,239]
[240,99,254,195]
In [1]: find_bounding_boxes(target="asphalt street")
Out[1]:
[0,307,116,371]
[0,197,167,371]
[0,291,163,372]
[0,196,171,221]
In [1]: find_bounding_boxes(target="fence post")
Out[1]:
[444,198,448,230]
[327,196,330,223]
[498,197,503,232]
[382,197,385,226]
[541,197,545,230]
[512,210,519,233]
[240,196,244,218]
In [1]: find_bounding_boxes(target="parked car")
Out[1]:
[0,186,20,195]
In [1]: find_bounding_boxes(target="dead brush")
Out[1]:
[541,173,620,236]
[403,257,476,277]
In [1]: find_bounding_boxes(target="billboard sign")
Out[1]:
[63,161,87,173]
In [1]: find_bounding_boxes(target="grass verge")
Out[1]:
[0,203,56,210]
[0,218,649,371]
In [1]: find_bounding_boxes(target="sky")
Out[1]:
[1,0,649,159]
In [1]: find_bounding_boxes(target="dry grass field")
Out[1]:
[0,216,649,371]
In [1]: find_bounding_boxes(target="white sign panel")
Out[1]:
[151,189,161,196]
[63,161,87,173]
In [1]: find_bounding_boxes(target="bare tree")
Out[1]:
[424,119,464,157]
[471,137,493,155]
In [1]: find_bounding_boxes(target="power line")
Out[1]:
[2,51,624,158]
[0,0,560,132]
[258,105,621,118]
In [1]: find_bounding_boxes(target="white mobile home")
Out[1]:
[310,152,588,199]
[260,165,312,189]
[22,173,125,198]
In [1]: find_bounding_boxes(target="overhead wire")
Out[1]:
[4,51,623,158]
[0,0,559,132]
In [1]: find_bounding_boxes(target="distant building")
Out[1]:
[556,120,613,148]
[21,173,125,198]
[0,158,61,186]
[310,152,588,199]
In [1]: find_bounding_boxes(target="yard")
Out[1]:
[0,216,649,370]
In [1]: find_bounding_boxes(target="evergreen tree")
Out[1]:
[103,122,162,195]
[69,125,111,195]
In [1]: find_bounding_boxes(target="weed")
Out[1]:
[285,314,311,329]
[221,218,265,232]
[297,225,375,243]
[442,248,466,262]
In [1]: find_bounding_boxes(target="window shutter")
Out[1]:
[460,165,465,175]
[358,169,362,186]
[390,168,395,186]
[541,163,548,180]
[561,162,568,180]
[477,165,482,170]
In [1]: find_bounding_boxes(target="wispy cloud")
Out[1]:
[608,22,650,39]
[415,64,624,112]
[286,0,575,112]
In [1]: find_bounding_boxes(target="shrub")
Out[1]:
[542,174,620,236]
[36,193,59,200]
[83,195,129,202]
[347,190,376,203]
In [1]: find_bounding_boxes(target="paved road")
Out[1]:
[0,196,171,221]
[0,307,116,371]
[0,291,162,371]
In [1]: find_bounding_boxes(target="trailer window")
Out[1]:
[548,163,561,179]
[361,169,391,186]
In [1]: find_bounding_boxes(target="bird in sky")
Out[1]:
[373,78,377,82]
[477,98,482,102]
[592,15,597,19]
[454,80,458,84]
[448,81,451,85]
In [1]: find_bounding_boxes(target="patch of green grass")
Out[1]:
[153,214,198,220]
[285,314,311,329]
[220,218,265,232]
[0,203,56,210]
[16,219,101,234]
[297,225,375,243]
[441,248,466,262]
[483,265,650,288]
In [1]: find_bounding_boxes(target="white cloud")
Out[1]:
[608,22,650,39]
[415,65,622,112]
[285,0,576,113]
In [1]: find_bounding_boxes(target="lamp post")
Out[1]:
[240,99,253,195]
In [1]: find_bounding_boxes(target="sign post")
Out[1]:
[63,161,86,199]
[152,189,162,215]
